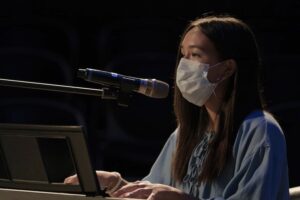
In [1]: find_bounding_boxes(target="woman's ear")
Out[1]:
[222,59,237,79]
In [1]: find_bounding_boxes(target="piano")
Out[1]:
[0,188,142,200]
[0,124,142,200]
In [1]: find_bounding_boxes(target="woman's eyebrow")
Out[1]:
[180,45,207,52]
[188,45,207,52]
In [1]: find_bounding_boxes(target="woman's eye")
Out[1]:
[191,53,201,57]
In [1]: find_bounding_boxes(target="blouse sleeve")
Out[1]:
[144,112,290,200]
[219,114,290,200]
[142,128,178,185]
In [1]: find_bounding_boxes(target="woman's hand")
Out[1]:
[63,173,80,185]
[112,181,195,200]
[64,170,127,195]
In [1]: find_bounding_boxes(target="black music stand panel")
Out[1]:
[0,123,105,197]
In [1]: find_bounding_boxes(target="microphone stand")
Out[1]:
[0,78,123,102]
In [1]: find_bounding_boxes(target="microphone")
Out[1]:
[77,68,169,98]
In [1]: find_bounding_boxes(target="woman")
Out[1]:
[65,14,289,200]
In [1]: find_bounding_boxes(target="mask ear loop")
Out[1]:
[209,63,226,99]
[211,73,228,99]
[207,60,229,85]
[211,84,218,98]
[205,61,227,101]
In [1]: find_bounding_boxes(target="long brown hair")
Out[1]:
[172,14,266,183]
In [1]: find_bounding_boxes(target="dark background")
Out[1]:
[0,0,299,187]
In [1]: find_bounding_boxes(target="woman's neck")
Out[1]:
[204,93,223,133]
[204,81,227,132]
[205,106,220,133]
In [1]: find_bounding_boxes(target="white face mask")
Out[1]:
[176,58,221,107]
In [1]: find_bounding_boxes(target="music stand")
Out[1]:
[0,123,106,197]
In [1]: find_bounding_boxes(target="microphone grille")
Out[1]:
[150,79,169,98]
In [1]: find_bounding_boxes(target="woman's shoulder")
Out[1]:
[234,110,286,154]
[240,110,283,135]
[171,128,181,144]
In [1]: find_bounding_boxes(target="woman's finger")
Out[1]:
[64,174,79,185]
[120,188,152,199]
[112,182,147,197]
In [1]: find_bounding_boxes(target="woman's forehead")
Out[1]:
[181,27,216,54]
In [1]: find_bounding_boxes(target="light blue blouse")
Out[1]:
[143,110,290,200]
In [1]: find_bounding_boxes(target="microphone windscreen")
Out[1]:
[150,79,169,98]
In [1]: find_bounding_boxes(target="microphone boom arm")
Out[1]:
[0,78,118,100]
